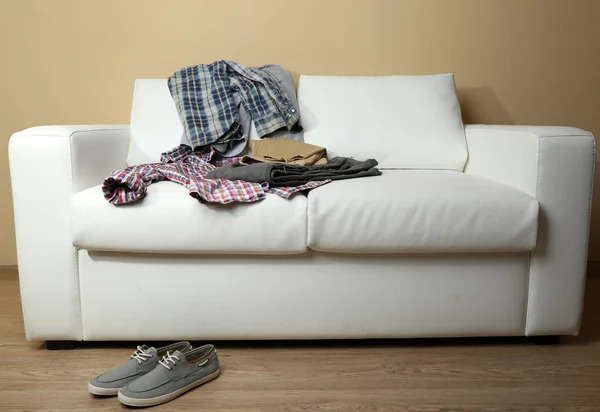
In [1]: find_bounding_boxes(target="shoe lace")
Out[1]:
[159,351,180,370]
[131,346,153,364]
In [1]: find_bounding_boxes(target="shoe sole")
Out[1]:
[117,369,220,407]
[88,382,120,396]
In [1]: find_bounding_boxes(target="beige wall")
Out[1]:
[1,0,600,264]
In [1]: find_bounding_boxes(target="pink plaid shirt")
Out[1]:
[103,145,330,205]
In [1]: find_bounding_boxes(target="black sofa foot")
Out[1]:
[529,335,561,345]
[46,340,75,350]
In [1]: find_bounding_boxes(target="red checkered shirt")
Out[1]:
[103,145,330,205]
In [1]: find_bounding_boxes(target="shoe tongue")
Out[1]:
[130,345,157,364]
[138,345,157,357]
[162,350,185,366]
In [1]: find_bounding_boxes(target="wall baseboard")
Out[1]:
[3,262,600,276]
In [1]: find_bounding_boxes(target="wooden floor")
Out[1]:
[2,268,600,411]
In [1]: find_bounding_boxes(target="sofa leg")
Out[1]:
[529,335,561,345]
[46,340,75,350]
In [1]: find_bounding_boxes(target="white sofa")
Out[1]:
[8,73,596,348]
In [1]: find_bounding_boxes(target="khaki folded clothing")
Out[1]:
[241,138,327,166]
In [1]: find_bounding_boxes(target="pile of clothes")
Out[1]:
[103,60,381,205]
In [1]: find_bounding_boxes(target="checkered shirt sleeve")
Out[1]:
[167,61,300,149]
[102,164,165,204]
[224,61,300,138]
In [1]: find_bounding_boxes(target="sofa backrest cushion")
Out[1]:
[128,79,268,165]
[128,79,183,165]
[297,74,468,170]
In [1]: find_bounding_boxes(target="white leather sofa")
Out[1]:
[8,73,596,348]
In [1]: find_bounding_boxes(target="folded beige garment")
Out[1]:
[241,138,327,166]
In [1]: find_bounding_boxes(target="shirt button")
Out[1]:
[291,108,296,113]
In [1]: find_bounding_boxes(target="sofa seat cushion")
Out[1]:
[71,182,308,254]
[307,171,539,253]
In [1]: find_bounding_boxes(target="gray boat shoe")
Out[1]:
[118,344,219,407]
[88,341,192,396]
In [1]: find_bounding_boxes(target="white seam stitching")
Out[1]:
[525,134,543,336]
[576,134,597,333]
[9,136,31,340]
[69,131,83,341]
[306,193,311,252]
[465,126,591,140]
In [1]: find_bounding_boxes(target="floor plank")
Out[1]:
[1,266,600,411]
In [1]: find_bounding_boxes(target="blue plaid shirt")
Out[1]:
[168,61,301,150]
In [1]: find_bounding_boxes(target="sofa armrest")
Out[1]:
[9,125,129,341]
[464,124,596,335]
